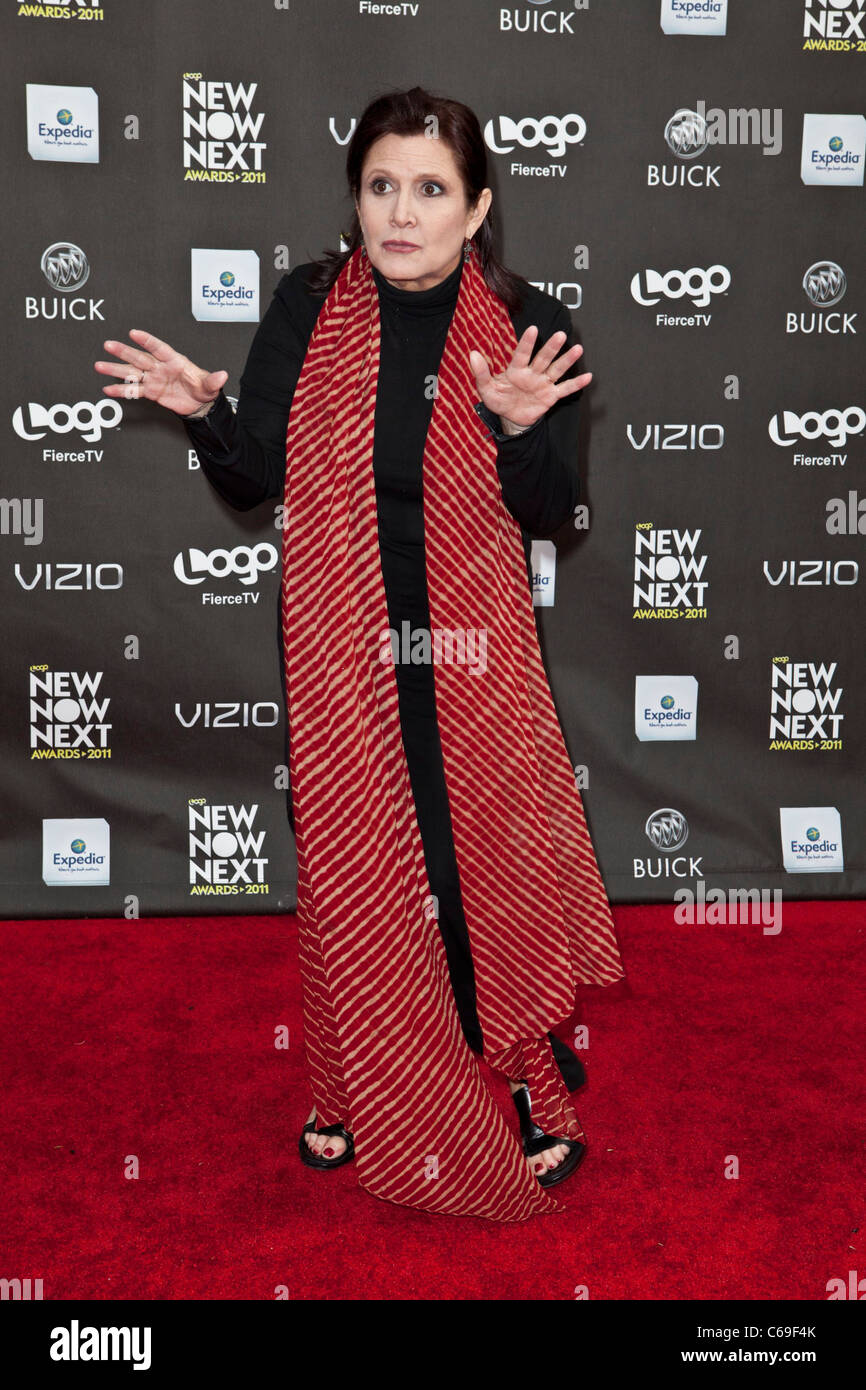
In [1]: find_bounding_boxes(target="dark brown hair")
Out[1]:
[305,85,531,312]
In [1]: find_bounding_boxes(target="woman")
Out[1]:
[95,86,625,1224]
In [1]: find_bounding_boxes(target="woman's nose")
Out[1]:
[391,193,415,226]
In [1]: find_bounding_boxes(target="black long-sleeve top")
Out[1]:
[184,257,584,594]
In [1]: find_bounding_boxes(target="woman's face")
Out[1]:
[355,132,491,293]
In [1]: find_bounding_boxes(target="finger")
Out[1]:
[542,341,585,385]
[94,359,151,382]
[552,371,593,398]
[507,324,541,373]
[202,370,229,392]
[99,379,145,402]
[525,328,570,376]
[468,348,492,390]
[128,329,179,364]
[102,338,154,372]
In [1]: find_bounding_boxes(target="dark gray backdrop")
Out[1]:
[3,0,863,916]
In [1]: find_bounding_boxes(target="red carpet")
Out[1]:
[1,901,863,1300]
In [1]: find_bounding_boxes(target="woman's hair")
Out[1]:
[305,85,531,312]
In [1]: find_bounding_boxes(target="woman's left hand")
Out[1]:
[469,326,591,435]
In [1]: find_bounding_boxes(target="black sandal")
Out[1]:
[298,1116,355,1170]
[511,1080,586,1188]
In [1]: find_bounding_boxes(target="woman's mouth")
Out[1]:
[382,241,419,253]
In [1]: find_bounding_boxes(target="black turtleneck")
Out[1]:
[369,255,464,660]
[185,254,583,543]
[186,255,583,681]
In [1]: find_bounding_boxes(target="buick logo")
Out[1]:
[645,808,689,852]
[664,109,708,160]
[41,243,90,294]
[802,261,846,308]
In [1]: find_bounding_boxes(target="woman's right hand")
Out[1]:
[94,329,229,419]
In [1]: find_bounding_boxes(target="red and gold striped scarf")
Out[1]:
[281,245,624,1221]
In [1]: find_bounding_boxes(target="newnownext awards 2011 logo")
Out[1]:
[182,76,267,184]
[17,1,105,21]
[29,667,112,759]
[188,799,269,897]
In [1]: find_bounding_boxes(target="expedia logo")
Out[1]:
[54,839,105,868]
[41,243,89,293]
[664,109,709,159]
[803,261,847,307]
[813,135,860,169]
[791,830,838,854]
[39,110,93,141]
[201,273,253,305]
[484,113,586,159]
[645,808,689,852]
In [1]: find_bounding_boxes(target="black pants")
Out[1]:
[396,670,586,1094]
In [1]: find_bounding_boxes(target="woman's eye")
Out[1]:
[368,179,443,195]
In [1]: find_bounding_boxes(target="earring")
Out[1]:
[463,237,473,261]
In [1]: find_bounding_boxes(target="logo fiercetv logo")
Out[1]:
[484,111,585,178]
[768,405,864,469]
[13,399,122,444]
[173,542,277,603]
[630,264,730,326]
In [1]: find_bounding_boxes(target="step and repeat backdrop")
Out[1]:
[2,0,863,917]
